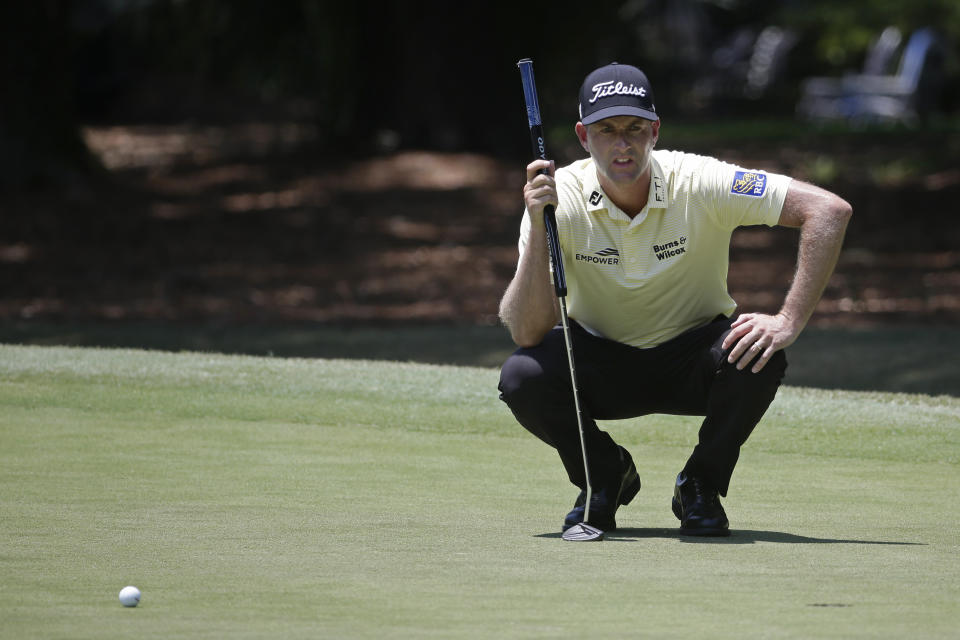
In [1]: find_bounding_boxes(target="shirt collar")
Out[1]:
[648,153,669,209]
[583,165,608,214]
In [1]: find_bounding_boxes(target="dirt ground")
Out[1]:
[2,122,959,329]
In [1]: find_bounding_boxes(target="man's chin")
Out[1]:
[605,167,642,184]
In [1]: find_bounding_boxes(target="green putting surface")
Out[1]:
[1,345,957,638]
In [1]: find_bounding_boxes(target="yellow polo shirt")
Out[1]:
[517,150,791,348]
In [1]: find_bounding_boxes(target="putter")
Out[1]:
[518,58,603,542]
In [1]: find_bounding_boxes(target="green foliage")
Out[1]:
[8,1,960,184]
[27,0,949,158]
[107,1,361,124]
[775,0,960,68]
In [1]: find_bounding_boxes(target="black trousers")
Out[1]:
[498,315,787,497]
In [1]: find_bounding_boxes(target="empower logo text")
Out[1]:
[576,248,620,265]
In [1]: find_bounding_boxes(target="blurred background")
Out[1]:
[1,0,958,393]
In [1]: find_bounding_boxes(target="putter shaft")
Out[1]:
[557,295,592,523]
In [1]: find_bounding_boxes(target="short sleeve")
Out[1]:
[696,157,792,230]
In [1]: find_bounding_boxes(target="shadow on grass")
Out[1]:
[536,529,926,545]
[1,320,958,396]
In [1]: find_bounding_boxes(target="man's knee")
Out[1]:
[499,351,549,408]
[722,348,787,394]
[762,348,788,384]
[499,335,570,408]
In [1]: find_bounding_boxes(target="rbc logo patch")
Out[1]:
[731,171,767,197]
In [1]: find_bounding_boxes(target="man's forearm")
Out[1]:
[499,227,560,347]
[779,197,851,331]
[724,182,851,373]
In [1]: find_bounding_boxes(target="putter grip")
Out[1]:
[518,58,567,298]
[517,59,542,129]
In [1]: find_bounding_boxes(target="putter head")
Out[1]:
[561,522,605,542]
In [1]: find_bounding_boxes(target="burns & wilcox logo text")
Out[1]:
[654,237,686,261]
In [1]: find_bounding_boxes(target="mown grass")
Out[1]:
[1,321,957,396]
[1,344,958,638]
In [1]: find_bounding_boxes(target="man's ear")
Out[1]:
[575,122,589,152]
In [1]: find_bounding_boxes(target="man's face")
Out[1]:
[576,116,660,187]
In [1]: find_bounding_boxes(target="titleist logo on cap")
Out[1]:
[589,80,647,104]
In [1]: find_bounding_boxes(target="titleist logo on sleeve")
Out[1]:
[589,80,647,103]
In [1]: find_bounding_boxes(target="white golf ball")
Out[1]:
[118,585,141,607]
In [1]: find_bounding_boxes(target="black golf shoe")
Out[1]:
[671,471,730,536]
[562,447,641,532]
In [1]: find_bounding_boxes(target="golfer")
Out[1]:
[498,62,851,536]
